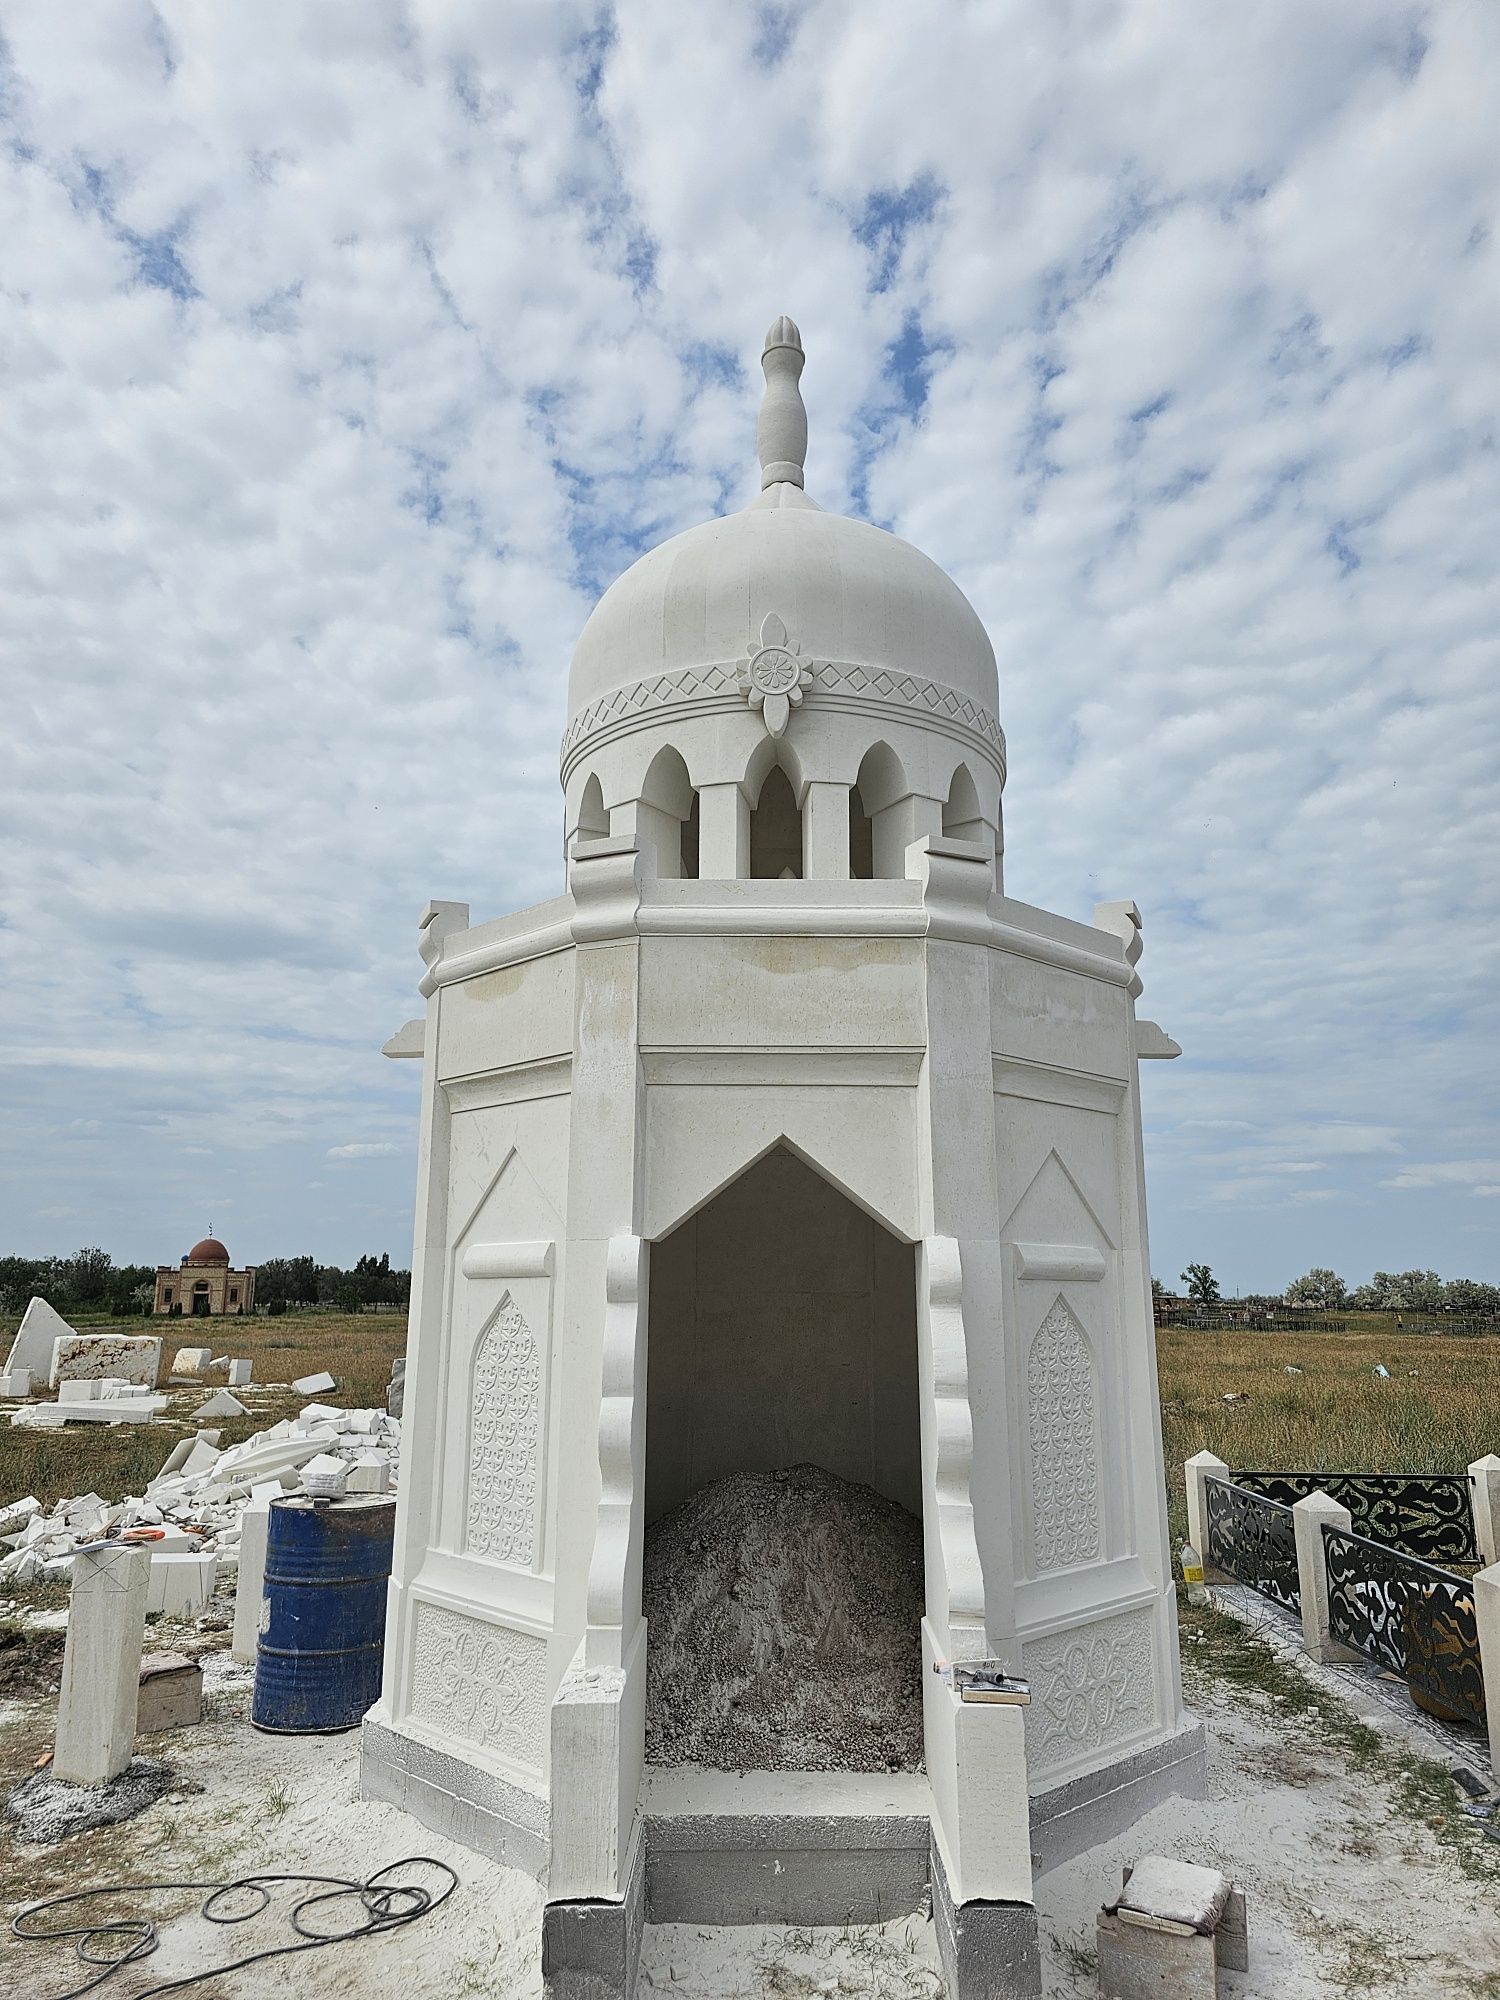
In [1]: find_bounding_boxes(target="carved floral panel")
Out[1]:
[1026,1296,1101,1571]
[1023,1609,1157,1777]
[409,1603,547,1767]
[465,1292,541,1568]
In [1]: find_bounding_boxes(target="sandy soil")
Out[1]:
[4,1640,1500,1999]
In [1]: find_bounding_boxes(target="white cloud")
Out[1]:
[326,1143,398,1161]
[0,2,1496,1286]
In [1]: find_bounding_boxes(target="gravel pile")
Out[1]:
[643,1463,925,1773]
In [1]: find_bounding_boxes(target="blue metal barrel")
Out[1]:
[251,1495,396,1733]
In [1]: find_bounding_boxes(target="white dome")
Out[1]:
[559,319,1005,839]
[566,481,999,724]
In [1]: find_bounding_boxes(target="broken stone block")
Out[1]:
[5,1296,77,1380]
[345,1455,391,1494]
[301,1453,349,1498]
[191,1391,248,1420]
[387,1356,405,1419]
[1099,1857,1245,1999]
[51,1333,162,1390]
[0,1495,41,1536]
[58,1379,105,1403]
[1097,1911,1217,2000]
[293,1371,336,1395]
[228,1360,253,1387]
[137,1652,204,1734]
[0,1368,33,1398]
[145,1553,217,1617]
[170,1346,214,1382]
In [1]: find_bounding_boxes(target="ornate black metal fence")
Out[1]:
[1322,1523,1486,1727]
[1205,1476,1300,1611]
[1231,1471,1477,1564]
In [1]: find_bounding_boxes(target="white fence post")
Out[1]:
[1469,1456,1500,1567]
[1184,1451,1228,1573]
[1292,1491,1359,1665]
[1473,1565,1500,1778]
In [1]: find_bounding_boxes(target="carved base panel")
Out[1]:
[405,1598,550,1779]
[1020,1606,1163,1789]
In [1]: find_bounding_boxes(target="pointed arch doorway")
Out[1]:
[643,1144,924,1775]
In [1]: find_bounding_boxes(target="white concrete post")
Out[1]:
[232,1495,273,1664]
[55,1542,151,1785]
[1184,1451,1228,1573]
[1469,1456,1500,1567]
[1292,1491,1359,1665]
[696,781,748,880]
[1472,1564,1500,1778]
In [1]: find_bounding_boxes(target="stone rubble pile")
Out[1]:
[0,1403,401,1591]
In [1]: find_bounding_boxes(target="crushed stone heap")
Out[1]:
[643,1463,925,1774]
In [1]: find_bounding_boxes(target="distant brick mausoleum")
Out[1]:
[152,1237,255,1317]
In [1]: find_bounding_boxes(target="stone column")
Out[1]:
[1184,1451,1228,1574]
[802,780,851,880]
[55,1542,151,1785]
[1469,1456,1500,1567]
[544,840,647,1993]
[696,782,748,880]
[1291,1491,1359,1665]
[1472,1564,1500,1777]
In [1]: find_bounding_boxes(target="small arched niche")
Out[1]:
[749,760,803,879]
[638,745,699,880]
[852,742,908,879]
[942,762,987,849]
[575,772,609,846]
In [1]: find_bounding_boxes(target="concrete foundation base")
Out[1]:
[542,1825,646,2000]
[642,1767,929,1925]
[359,1712,549,1879]
[930,1838,1042,2000]
[1029,1719,1208,1874]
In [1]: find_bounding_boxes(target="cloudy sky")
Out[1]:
[3,2,1497,1292]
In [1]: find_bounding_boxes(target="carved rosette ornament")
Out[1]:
[736,612,815,738]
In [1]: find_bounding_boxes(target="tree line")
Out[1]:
[0,1249,411,1319]
[1161,1262,1500,1315]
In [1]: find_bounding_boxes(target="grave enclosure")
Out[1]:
[361,319,1205,1999]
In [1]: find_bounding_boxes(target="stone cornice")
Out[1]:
[559,658,1007,788]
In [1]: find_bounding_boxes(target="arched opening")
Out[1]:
[854,742,908,879]
[942,762,986,848]
[638,745,697,881]
[748,763,803,879]
[576,772,609,845]
[643,1146,923,1774]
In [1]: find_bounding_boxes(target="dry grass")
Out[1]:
[0,1310,407,1514]
[1157,1321,1500,1542]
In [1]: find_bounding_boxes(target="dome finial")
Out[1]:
[758,316,806,491]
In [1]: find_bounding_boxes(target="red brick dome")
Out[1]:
[184,1237,230,1265]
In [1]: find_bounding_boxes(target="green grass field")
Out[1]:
[1156,1320,1500,1544]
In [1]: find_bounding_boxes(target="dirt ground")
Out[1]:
[3,1605,1499,2000]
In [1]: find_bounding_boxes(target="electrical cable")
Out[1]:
[10,1854,458,2000]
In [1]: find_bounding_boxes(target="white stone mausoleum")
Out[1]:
[362,318,1204,1999]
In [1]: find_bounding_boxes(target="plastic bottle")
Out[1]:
[1180,1541,1208,1606]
